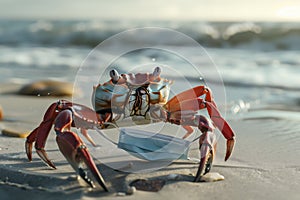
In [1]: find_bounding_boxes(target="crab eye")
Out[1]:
[110,69,120,82]
[153,66,161,77]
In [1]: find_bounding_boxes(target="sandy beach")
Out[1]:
[0,83,299,200]
[2,0,300,199]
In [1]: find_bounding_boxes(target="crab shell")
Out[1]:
[92,67,173,115]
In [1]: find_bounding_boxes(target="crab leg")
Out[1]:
[164,86,217,112]
[55,110,108,191]
[25,102,58,168]
[205,101,235,161]
[25,127,38,162]
[165,90,235,161]
[194,130,217,182]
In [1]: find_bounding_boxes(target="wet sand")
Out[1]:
[0,83,299,200]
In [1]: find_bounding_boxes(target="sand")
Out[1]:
[0,83,299,200]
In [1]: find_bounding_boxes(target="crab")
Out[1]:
[93,66,235,180]
[25,66,235,192]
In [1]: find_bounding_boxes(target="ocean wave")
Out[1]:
[1,20,300,50]
[0,45,88,68]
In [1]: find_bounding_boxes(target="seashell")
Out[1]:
[126,186,136,195]
[116,192,126,196]
[167,173,181,180]
[200,172,225,182]
[18,80,75,97]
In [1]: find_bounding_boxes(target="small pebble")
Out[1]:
[2,129,30,138]
[167,173,181,180]
[126,186,136,195]
[116,192,126,197]
[200,172,225,182]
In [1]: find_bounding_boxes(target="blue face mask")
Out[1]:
[118,128,190,161]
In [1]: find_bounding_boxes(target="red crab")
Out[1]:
[93,67,235,181]
[25,67,235,191]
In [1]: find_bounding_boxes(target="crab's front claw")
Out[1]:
[25,126,57,169]
[194,144,213,182]
[77,144,108,191]
[36,148,57,169]
[25,138,57,169]
[225,138,235,161]
[25,140,33,161]
[56,131,108,191]
[194,130,216,182]
[25,126,39,162]
[205,101,235,161]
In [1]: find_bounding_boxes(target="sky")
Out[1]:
[1,0,300,21]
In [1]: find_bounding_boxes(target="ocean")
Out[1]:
[1,19,300,120]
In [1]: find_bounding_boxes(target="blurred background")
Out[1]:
[0,0,300,118]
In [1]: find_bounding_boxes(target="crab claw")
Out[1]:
[25,124,57,169]
[194,145,212,182]
[205,101,235,161]
[25,101,59,167]
[225,139,235,161]
[36,148,57,169]
[56,131,108,191]
[25,140,33,162]
[194,131,216,182]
